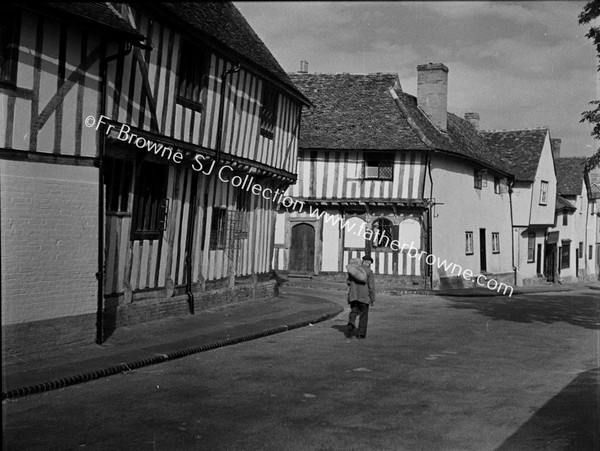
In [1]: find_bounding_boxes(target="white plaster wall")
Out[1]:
[514,227,546,283]
[529,133,557,226]
[511,182,533,227]
[1,160,99,325]
[430,154,513,285]
[321,211,340,271]
[274,211,286,245]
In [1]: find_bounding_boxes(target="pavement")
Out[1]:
[2,277,598,401]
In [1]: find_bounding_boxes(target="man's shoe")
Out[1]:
[345,323,355,338]
[357,335,366,339]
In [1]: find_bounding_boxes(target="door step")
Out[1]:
[288,273,313,279]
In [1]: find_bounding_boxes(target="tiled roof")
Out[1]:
[288,73,427,150]
[289,72,510,174]
[45,3,144,41]
[157,2,309,105]
[479,128,548,181]
[555,194,576,212]
[555,157,587,196]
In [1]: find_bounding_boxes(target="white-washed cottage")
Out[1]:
[480,128,558,285]
[550,157,597,281]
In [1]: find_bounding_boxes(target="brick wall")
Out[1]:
[104,279,278,334]
[2,313,96,361]
[1,160,99,325]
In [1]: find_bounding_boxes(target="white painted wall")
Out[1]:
[529,133,557,226]
[321,210,340,271]
[1,160,99,325]
[427,154,513,287]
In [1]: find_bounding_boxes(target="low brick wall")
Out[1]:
[3,279,279,357]
[2,313,97,361]
[292,271,427,288]
[102,279,278,340]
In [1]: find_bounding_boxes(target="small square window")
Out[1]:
[539,180,549,205]
[492,232,500,254]
[364,153,393,180]
[260,84,278,139]
[465,231,474,255]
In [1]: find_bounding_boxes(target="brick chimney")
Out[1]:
[464,112,480,131]
[299,61,308,74]
[417,63,448,132]
[551,138,561,160]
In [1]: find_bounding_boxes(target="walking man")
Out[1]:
[346,255,376,339]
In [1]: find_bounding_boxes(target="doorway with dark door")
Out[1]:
[289,222,315,274]
[479,228,487,273]
[544,243,556,282]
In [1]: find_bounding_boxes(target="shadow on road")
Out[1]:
[445,292,600,330]
[496,367,600,450]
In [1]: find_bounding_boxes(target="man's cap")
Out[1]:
[362,256,374,262]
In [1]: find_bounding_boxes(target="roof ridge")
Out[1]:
[288,71,399,76]
[481,126,549,133]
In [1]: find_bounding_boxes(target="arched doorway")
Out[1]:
[289,223,315,273]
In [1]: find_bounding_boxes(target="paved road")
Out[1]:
[3,288,598,450]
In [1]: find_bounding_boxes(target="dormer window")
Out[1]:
[539,180,548,205]
[260,84,278,139]
[176,40,205,112]
[364,153,393,180]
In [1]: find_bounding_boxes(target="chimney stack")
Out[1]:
[551,138,561,160]
[299,61,308,74]
[417,63,448,132]
[464,112,480,131]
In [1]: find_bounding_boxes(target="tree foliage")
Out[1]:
[580,0,600,170]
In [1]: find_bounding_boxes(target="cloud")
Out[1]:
[235,1,597,157]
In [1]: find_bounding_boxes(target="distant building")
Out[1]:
[274,64,514,290]
[481,128,557,285]
[549,157,597,281]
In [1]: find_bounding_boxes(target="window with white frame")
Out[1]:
[492,232,500,254]
[527,232,535,263]
[465,231,474,255]
[539,180,549,205]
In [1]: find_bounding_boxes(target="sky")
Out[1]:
[236,1,598,158]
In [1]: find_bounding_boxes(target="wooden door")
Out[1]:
[289,223,315,273]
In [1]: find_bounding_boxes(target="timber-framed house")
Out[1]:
[1,2,309,356]
[275,64,515,290]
